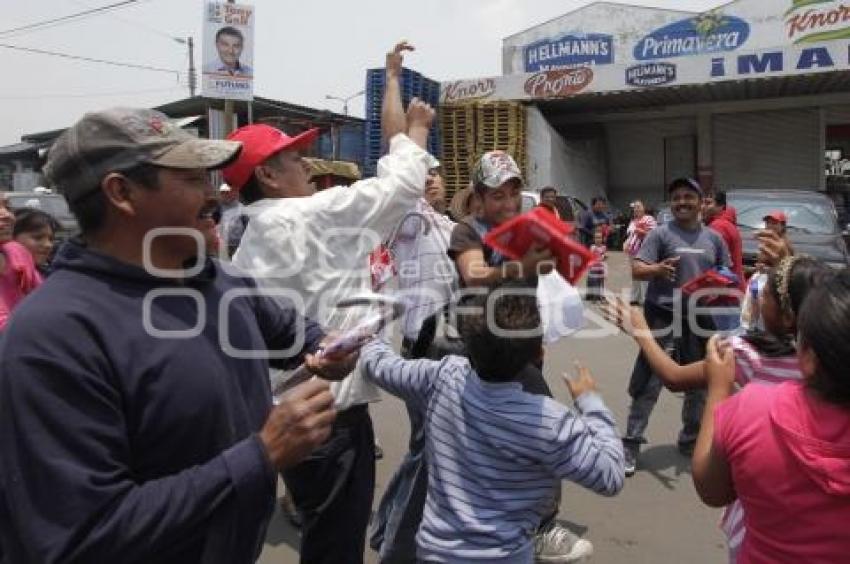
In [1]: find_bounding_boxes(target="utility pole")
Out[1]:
[222,0,235,135]
[187,36,197,97]
[326,90,365,116]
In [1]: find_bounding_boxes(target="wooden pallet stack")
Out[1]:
[438,104,476,201]
[439,101,527,199]
[475,101,527,179]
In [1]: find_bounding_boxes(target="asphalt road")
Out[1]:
[260,252,727,563]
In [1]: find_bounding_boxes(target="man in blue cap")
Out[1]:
[622,177,731,476]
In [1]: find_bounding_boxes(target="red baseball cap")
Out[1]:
[763,211,788,224]
[222,124,319,191]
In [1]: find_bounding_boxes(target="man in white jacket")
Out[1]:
[222,56,435,564]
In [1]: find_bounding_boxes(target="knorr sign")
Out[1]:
[786,0,850,43]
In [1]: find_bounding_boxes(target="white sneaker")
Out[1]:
[533,524,594,563]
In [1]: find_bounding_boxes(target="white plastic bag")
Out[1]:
[537,271,585,344]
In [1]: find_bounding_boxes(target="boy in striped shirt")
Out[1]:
[359,283,624,563]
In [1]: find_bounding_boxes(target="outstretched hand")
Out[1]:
[386,40,414,77]
[601,296,648,337]
[704,335,735,395]
[563,361,597,400]
[406,98,435,149]
[755,230,792,268]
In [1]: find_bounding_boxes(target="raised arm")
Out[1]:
[381,41,412,145]
[543,365,624,496]
[692,336,737,507]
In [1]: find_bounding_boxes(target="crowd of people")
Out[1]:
[0,40,848,564]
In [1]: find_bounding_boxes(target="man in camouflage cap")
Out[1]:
[0,107,356,563]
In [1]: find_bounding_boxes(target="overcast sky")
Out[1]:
[2,0,722,145]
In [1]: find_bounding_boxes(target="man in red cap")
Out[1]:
[763,211,787,235]
[224,43,436,563]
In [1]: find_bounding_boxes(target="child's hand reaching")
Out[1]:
[564,361,597,400]
[705,335,735,396]
[601,296,648,337]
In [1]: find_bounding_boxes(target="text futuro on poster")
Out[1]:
[202,2,254,101]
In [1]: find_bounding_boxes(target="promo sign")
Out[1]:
[633,11,750,61]
[626,62,677,87]
[524,33,614,72]
[202,1,254,101]
[786,0,850,44]
[524,68,594,98]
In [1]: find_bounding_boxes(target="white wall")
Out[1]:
[502,0,792,76]
[502,3,692,75]
[526,106,606,205]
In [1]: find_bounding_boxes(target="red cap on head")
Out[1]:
[222,124,318,191]
[763,211,787,224]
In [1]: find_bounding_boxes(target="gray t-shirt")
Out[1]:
[636,222,731,310]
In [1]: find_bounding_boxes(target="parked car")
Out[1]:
[6,192,79,242]
[521,190,588,228]
[727,189,850,270]
[655,205,673,225]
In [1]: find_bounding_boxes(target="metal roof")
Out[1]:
[537,71,850,121]
[0,141,39,157]
[18,95,364,145]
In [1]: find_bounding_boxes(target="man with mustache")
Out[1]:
[622,178,731,477]
[0,108,353,564]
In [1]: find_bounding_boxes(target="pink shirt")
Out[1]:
[722,337,801,560]
[715,382,850,564]
[0,241,42,330]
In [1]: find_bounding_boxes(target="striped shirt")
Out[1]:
[359,340,624,563]
[624,215,657,257]
[722,335,801,562]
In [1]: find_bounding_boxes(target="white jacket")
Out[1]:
[233,134,432,410]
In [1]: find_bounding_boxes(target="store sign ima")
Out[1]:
[710,45,843,77]
[626,63,677,86]
[524,33,614,72]
[786,0,850,44]
[634,12,750,60]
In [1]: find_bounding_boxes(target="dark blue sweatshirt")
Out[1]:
[0,240,324,563]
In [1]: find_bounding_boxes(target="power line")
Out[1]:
[65,0,182,43]
[0,86,184,100]
[0,0,145,38]
[0,43,180,78]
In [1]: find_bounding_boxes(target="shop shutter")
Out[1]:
[713,109,820,191]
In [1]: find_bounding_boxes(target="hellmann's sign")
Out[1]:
[786,0,850,43]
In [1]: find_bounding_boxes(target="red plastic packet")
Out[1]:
[681,269,738,305]
[483,207,595,285]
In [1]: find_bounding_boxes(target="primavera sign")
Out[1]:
[633,11,750,60]
[786,0,850,43]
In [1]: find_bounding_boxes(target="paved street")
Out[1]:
[260,252,727,563]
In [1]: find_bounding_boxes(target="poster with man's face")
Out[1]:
[202,2,254,101]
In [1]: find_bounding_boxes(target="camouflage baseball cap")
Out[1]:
[44,107,242,202]
[472,150,523,189]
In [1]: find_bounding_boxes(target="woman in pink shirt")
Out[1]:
[0,195,42,330]
[694,269,850,564]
